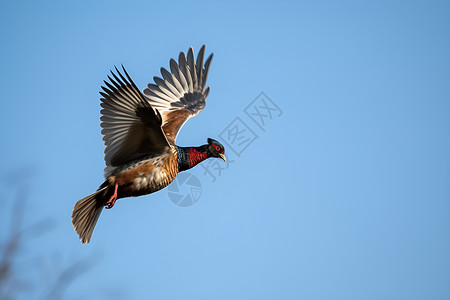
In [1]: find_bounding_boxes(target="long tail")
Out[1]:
[72,187,107,244]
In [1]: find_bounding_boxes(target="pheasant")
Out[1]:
[72,45,226,244]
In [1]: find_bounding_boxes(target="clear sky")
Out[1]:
[1,0,449,299]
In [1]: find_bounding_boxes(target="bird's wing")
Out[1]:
[142,45,213,145]
[100,66,170,170]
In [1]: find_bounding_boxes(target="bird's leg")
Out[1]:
[105,183,118,209]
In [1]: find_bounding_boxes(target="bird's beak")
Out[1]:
[218,153,226,162]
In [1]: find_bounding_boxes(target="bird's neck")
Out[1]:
[176,145,209,172]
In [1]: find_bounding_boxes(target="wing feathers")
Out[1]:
[147,84,174,102]
[202,53,213,92]
[204,86,210,99]
[100,66,169,174]
[170,59,189,91]
[187,47,197,90]
[196,45,205,88]
[153,76,182,99]
[160,68,176,90]
[179,52,193,92]
[142,45,213,144]
[97,46,213,177]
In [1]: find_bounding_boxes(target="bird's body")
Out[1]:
[107,148,178,198]
[72,45,226,244]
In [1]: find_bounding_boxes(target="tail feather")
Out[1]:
[72,187,106,244]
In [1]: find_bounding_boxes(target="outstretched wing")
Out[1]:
[100,66,170,171]
[142,45,213,145]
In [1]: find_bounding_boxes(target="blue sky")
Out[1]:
[1,0,449,299]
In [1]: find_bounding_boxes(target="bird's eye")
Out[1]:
[214,145,220,151]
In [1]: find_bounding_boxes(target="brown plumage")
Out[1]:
[72,45,226,244]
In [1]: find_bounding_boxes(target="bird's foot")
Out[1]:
[105,183,118,209]
[105,196,116,209]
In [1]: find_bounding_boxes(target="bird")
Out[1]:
[72,45,226,244]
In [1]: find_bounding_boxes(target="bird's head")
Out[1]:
[206,138,226,162]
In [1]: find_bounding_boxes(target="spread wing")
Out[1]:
[142,45,213,145]
[100,66,170,171]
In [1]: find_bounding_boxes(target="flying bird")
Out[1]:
[72,45,225,244]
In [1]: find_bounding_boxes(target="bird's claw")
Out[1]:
[105,200,115,209]
[105,183,118,209]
